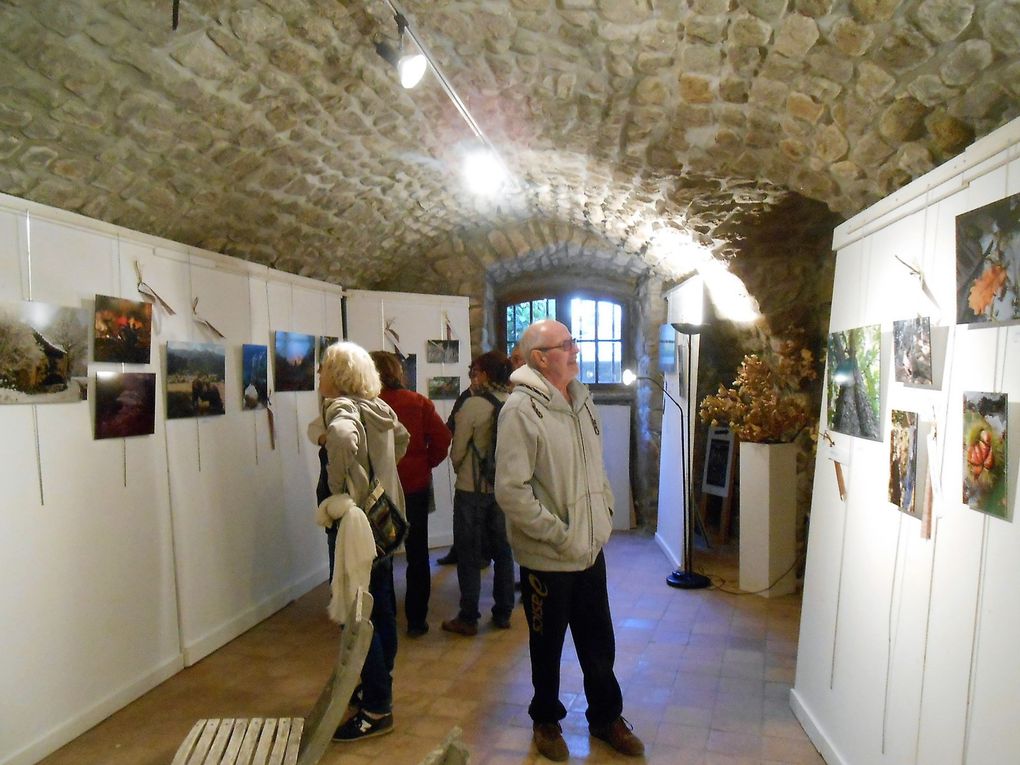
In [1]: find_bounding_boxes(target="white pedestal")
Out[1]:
[739,442,797,597]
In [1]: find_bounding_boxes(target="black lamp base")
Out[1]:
[666,569,710,590]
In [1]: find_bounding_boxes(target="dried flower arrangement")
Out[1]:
[699,337,818,444]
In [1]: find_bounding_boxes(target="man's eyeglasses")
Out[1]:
[534,337,579,353]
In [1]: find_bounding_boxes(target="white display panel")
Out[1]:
[793,118,1020,765]
[0,193,343,765]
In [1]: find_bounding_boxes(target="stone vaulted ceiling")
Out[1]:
[0,0,1018,293]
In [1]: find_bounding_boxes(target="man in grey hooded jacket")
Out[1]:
[495,319,644,762]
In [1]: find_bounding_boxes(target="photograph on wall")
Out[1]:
[317,335,338,361]
[826,324,881,441]
[892,317,933,387]
[93,294,152,364]
[94,372,156,439]
[0,299,88,404]
[963,391,1008,519]
[241,343,269,410]
[273,331,316,392]
[427,375,461,400]
[426,339,459,364]
[956,191,1020,325]
[166,341,226,419]
[400,353,417,390]
[888,410,919,517]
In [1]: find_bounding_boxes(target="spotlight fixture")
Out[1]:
[378,0,517,196]
[374,11,428,89]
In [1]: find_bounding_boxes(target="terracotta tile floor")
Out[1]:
[38,531,822,764]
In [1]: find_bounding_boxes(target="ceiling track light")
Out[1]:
[378,0,517,195]
[374,11,427,89]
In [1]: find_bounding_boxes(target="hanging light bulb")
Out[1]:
[398,50,427,88]
[463,148,508,196]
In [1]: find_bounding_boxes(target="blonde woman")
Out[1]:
[317,341,409,742]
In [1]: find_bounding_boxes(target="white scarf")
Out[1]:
[317,494,375,625]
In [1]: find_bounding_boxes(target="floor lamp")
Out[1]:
[624,329,710,590]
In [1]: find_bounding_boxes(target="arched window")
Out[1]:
[503,294,625,385]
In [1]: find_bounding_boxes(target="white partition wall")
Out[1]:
[0,194,341,765]
[344,289,471,549]
[792,119,1020,765]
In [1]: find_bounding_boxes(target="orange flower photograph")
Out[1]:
[956,192,1019,325]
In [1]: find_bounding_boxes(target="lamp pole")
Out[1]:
[628,354,710,590]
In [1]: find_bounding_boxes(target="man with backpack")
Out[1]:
[441,350,515,636]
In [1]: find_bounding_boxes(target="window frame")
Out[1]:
[498,288,632,392]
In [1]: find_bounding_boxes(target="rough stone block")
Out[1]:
[774,13,819,59]
[830,17,874,56]
[939,39,993,86]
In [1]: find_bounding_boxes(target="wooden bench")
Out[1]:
[172,589,374,765]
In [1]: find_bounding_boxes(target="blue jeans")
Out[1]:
[453,489,515,623]
[361,556,397,714]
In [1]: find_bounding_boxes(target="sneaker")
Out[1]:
[407,623,429,638]
[441,617,478,636]
[332,710,394,742]
[492,614,511,629]
[589,716,644,757]
[533,722,569,762]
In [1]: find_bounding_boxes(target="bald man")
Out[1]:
[495,319,644,761]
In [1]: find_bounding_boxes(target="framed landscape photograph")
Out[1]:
[273,331,316,392]
[888,410,919,517]
[826,325,881,441]
[892,317,933,386]
[428,375,461,400]
[93,294,152,364]
[962,392,1008,519]
[956,191,1020,325]
[166,341,226,419]
[0,299,89,404]
[426,339,459,364]
[94,372,156,439]
[241,343,269,410]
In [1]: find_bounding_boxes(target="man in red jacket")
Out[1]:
[371,351,452,636]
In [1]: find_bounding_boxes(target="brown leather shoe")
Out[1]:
[440,617,478,636]
[590,716,644,757]
[533,722,569,762]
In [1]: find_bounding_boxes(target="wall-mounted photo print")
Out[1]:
[0,299,89,404]
[888,410,919,517]
[94,372,156,439]
[892,317,933,386]
[956,191,1020,325]
[426,339,459,364]
[274,331,316,392]
[826,325,881,441]
[428,376,461,400]
[317,335,338,361]
[963,392,1008,519]
[93,294,152,364]
[166,341,226,419]
[241,344,269,410]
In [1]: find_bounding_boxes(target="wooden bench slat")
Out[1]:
[267,718,292,765]
[235,718,264,765]
[283,719,304,765]
[251,718,278,765]
[218,719,252,765]
[185,720,222,765]
[171,721,210,765]
[201,719,235,765]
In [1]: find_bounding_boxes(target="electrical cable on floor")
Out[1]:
[697,555,806,596]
